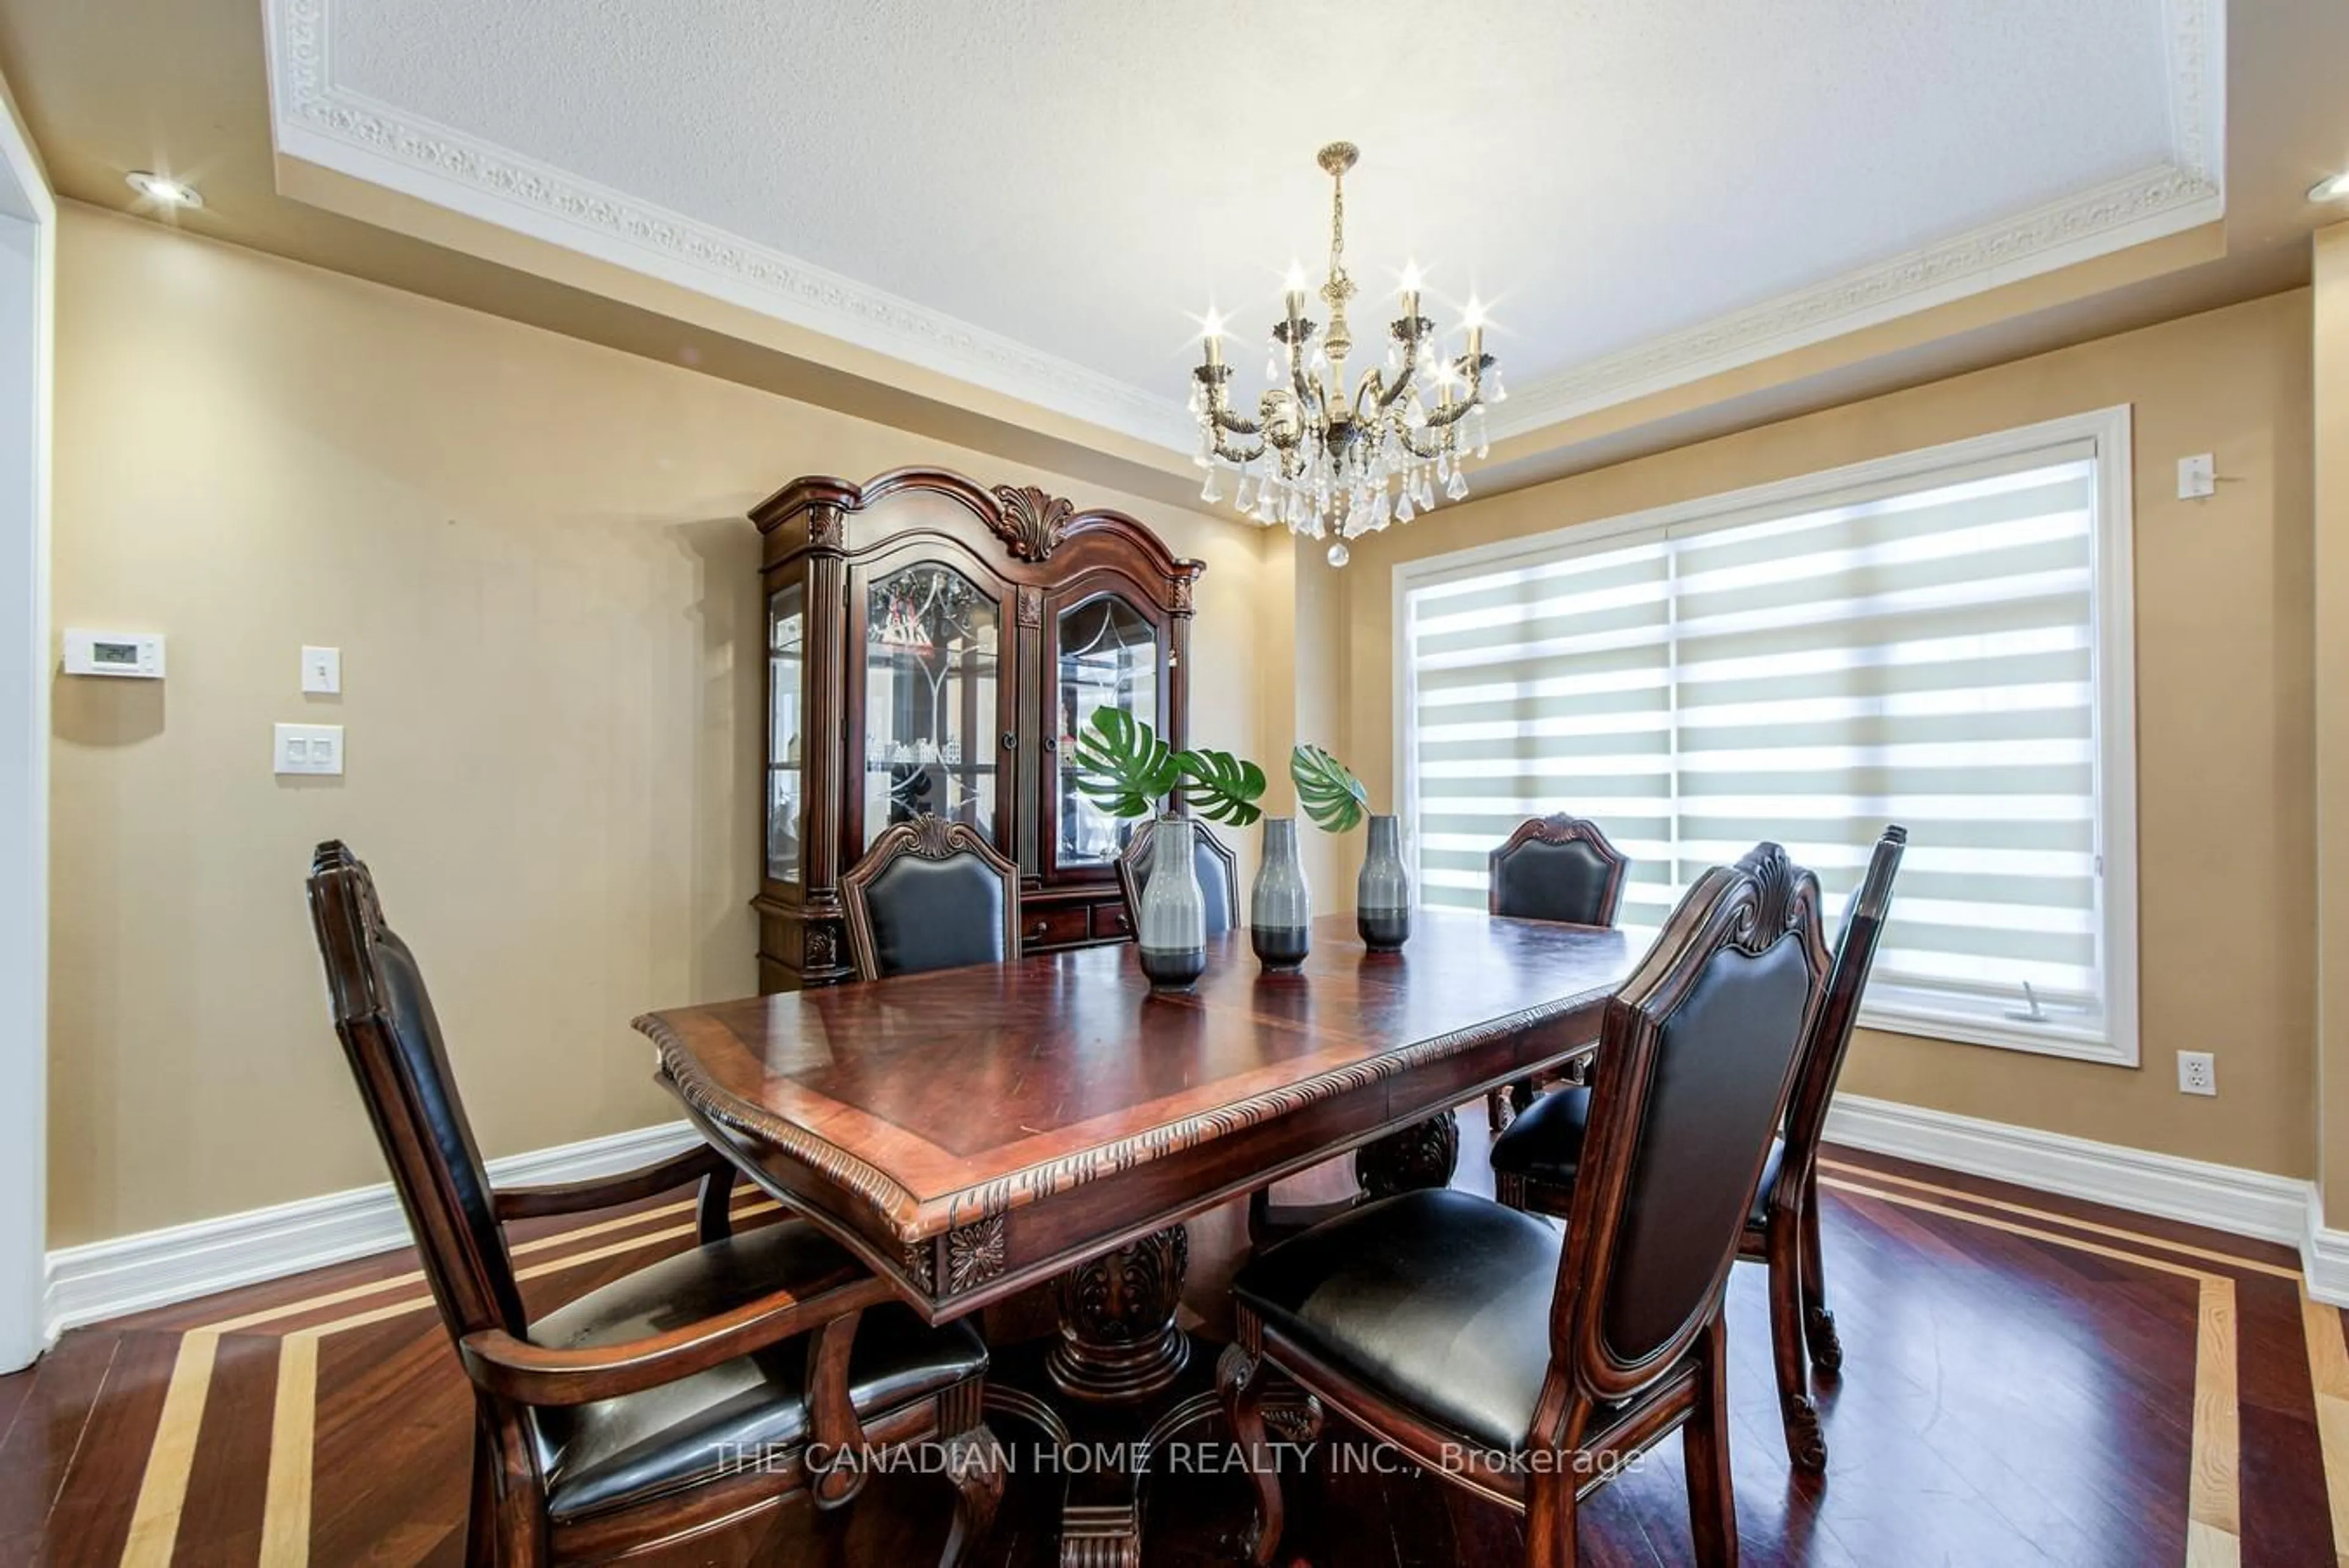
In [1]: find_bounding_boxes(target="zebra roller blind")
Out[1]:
[1400,412,2135,1059]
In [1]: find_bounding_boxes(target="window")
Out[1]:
[1396,407,2137,1063]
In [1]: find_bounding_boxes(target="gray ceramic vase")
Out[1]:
[1250,817,1312,971]
[1357,814,1411,953]
[1136,814,1208,991]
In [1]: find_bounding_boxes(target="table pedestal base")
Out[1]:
[987,1222,1320,1567]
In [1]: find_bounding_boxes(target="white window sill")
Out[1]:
[1858,1000,2135,1067]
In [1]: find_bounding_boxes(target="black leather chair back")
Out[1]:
[1115,816,1241,937]
[1779,826,1907,1177]
[307,842,529,1345]
[842,816,1023,981]
[1488,814,1628,927]
[1556,843,1828,1391]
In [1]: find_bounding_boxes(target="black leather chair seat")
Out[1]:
[1233,1189,1568,1454]
[1491,1086,1787,1225]
[529,1221,987,1520]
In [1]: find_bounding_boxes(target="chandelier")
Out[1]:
[1189,141,1504,567]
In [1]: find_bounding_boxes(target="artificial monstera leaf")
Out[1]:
[1071,708,1182,819]
[1180,748,1267,828]
[1290,743,1371,833]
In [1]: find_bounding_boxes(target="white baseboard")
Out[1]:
[42,1119,699,1340]
[39,1096,2349,1336]
[2301,1198,2349,1308]
[1825,1092,2331,1283]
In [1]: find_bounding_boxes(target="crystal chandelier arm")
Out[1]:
[1212,430,1268,464]
[1398,424,1450,461]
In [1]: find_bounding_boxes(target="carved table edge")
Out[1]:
[637,1015,932,1239]
[634,986,1612,1246]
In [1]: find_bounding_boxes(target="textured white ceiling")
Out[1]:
[278,0,2207,445]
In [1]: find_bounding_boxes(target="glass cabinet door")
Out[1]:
[766,581,806,884]
[863,562,1003,851]
[1053,593,1162,871]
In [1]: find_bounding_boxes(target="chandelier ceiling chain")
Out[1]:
[1190,142,1505,566]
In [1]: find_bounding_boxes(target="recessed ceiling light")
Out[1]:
[124,171,202,209]
[2310,171,2349,203]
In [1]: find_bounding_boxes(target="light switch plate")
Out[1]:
[301,645,341,694]
[275,723,344,776]
[2177,453,2216,500]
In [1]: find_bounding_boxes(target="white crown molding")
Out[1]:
[263,0,2224,458]
[41,1118,700,1340]
[1486,0,2225,440]
[1485,164,2222,440]
[261,0,1196,453]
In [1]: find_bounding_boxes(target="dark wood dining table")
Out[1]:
[637,907,1638,1565]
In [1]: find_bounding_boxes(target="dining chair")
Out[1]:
[307,841,1003,1566]
[841,814,1023,981]
[1488,827,1904,1471]
[1219,845,1828,1567]
[1484,812,1631,1131]
[1113,813,1241,938]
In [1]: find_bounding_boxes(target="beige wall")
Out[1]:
[2318,226,2349,1211]
[1335,292,2318,1178]
[47,206,1271,1246]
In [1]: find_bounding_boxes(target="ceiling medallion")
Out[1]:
[1190,142,1504,567]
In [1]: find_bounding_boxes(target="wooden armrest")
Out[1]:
[458,1269,894,1406]
[494,1145,731,1221]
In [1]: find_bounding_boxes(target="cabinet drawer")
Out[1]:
[1020,906,1091,950]
[1093,902,1135,942]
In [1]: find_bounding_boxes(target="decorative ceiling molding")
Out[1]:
[264,0,2224,460]
[1487,0,2225,440]
[261,0,1197,452]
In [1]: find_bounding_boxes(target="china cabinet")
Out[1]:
[751,468,1203,990]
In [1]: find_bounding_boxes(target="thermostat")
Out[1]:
[62,630,165,678]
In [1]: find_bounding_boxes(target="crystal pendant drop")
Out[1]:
[1193,425,1212,469]
[1327,541,1351,567]
[1201,468,1222,504]
[1446,466,1470,502]
[1396,489,1416,524]
[1266,346,1281,381]
[1234,472,1256,513]
[1488,364,1508,403]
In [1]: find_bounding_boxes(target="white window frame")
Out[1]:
[1393,405,2139,1067]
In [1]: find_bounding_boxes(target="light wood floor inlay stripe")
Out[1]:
[259,1332,317,1567]
[2189,1278,2241,1553]
[2300,1284,2349,1568]
[1816,1157,2301,1280]
[117,1330,219,1568]
[119,1194,781,1566]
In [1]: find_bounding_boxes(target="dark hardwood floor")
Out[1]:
[4,1118,2339,1566]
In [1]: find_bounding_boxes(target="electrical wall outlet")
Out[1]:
[275,723,344,776]
[2176,1050,2217,1096]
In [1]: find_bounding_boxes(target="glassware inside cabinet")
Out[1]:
[864,563,1000,850]
[1056,595,1159,867]
[766,582,806,883]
